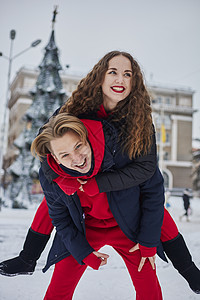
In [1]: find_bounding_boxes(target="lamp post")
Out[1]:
[159,105,165,174]
[0,30,41,207]
[152,100,165,174]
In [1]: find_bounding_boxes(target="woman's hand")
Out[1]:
[77,178,87,192]
[129,243,156,272]
[93,251,109,266]
[77,178,99,196]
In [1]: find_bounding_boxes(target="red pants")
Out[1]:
[44,225,162,300]
[31,197,179,242]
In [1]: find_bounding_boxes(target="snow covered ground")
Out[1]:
[0,196,200,300]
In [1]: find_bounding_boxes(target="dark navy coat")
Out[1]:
[40,120,165,272]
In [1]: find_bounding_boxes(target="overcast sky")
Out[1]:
[0,0,199,140]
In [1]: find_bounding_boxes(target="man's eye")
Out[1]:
[62,154,69,158]
[76,144,82,150]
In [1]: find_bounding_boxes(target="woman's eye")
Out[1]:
[108,71,116,75]
[62,154,69,158]
[124,72,131,77]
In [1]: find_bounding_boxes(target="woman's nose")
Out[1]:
[115,74,124,84]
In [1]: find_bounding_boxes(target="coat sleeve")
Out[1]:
[136,167,165,247]
[39,168,94,265]
[95,132,157,193]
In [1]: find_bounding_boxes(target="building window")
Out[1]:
[165,97,170,105]
[164,152,169,160]
[152,96,176,106]
[154,114,171,129]
[179,97,191,107]
[163,171,169,188]
[157,132,160,142]
[164,97,175,106]
[152,96,162,104]
[157,96,162,104]
[166,132,170,143]
[156,131,170,144]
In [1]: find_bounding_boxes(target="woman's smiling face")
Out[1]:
[102,55,133,111]
[50,130,92,173]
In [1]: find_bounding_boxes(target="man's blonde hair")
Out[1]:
[31,113,88,160]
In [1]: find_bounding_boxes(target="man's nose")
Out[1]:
[72,153,82,163]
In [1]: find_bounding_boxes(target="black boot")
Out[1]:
[163,233,200,294]
[0,228,50,277]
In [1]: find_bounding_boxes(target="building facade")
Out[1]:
[149,84,195,189]
[4,68,196,190]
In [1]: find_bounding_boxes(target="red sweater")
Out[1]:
[77,189,118,228]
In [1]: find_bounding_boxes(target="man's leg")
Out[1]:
[44,255,87,300]
[108,226,163,300]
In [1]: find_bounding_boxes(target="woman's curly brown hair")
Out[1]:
[60,51,153,158]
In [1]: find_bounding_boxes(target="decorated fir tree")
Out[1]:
[8,9,67,207]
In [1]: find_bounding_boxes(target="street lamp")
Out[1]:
[0,29,41,204]
[159,105,165,173]
[152,99,166,174]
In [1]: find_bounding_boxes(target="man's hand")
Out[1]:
[129,243,156,272]
[93,251,109,266]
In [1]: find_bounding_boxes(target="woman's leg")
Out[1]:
[109,227,163,300]
[160,208,178,242]
[161,208,200,294]
[0,197,53,276]
[44,256,87,300]
[31,196,54,234]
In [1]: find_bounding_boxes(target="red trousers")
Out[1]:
[31,197,179,242]
[31,197,178,299]
[44,225,162,300]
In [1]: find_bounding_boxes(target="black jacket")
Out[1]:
[40,119,165,272]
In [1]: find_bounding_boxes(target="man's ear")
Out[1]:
[51,153,60,164]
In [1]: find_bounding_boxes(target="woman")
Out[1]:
[0,51,199,294]
[32,112,164,299]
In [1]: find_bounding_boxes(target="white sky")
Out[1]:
[0,0,200,139]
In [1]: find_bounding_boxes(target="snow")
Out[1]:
[0,196,200,300]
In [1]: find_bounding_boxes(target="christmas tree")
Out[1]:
[8,8,67,207]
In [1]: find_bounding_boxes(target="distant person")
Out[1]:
[180,189,191,222]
